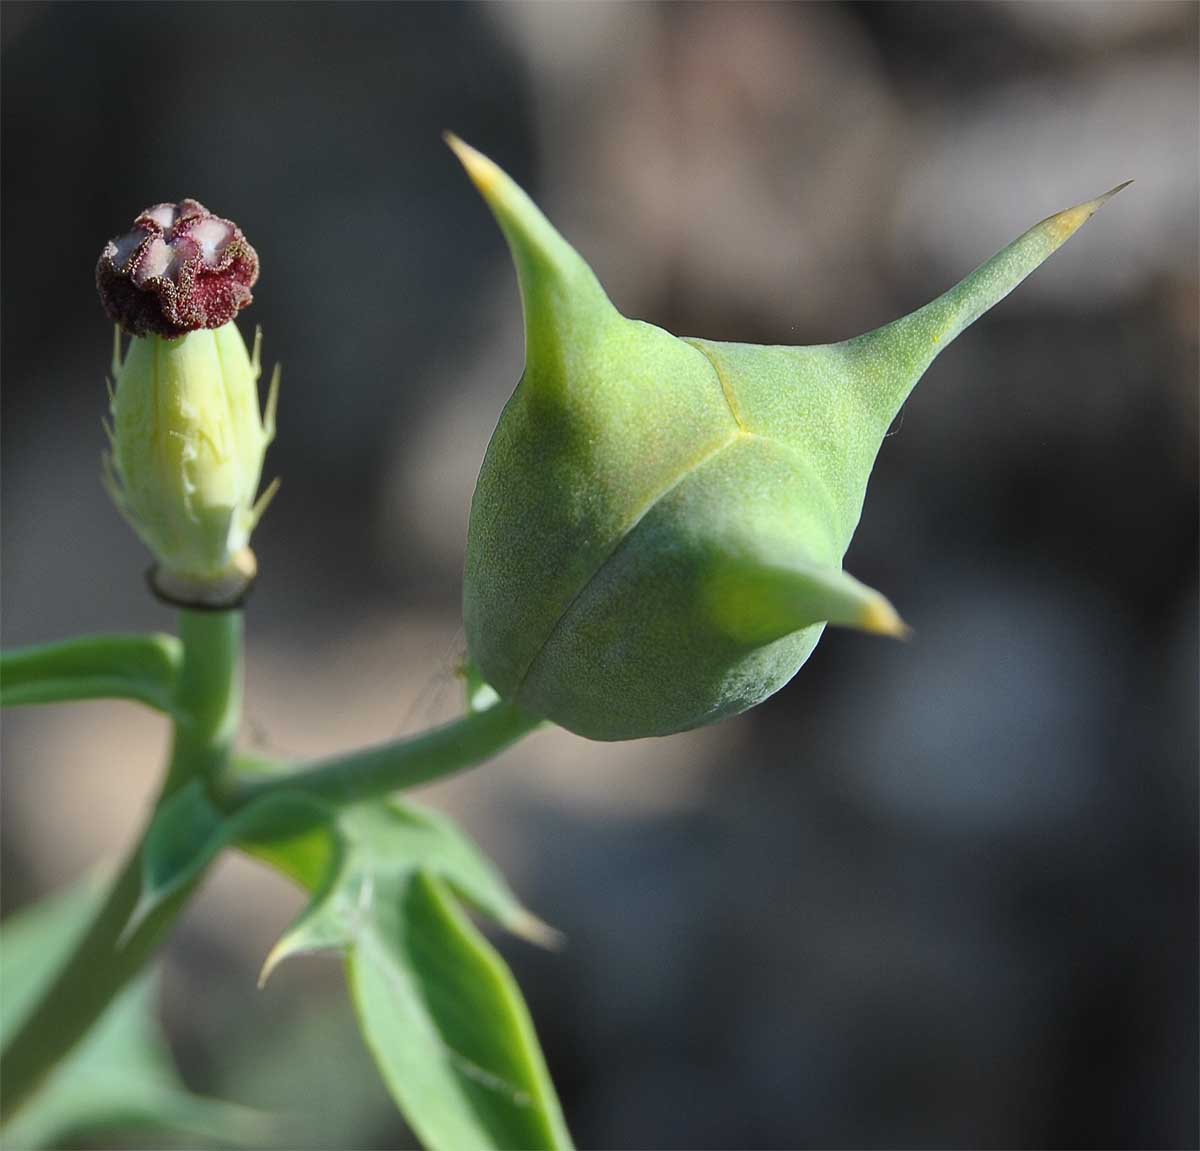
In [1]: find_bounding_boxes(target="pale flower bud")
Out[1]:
[98,201,278,607]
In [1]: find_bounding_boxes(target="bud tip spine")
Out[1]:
[444,131,500,199]
[1044,179,1133,245]
[264,363,281,445]
[511,910,566,950]
[859,595,912,640]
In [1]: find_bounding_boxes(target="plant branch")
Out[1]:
[0,633,183,715]
[217,699,545,812]
[0,611,242,1124]
[163,612,242,792]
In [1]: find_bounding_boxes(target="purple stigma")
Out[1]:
[96,199,259,337]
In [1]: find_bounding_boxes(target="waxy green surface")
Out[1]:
[452,135,1124,740]
[106,323,278,582]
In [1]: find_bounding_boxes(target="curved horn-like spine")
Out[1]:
[706,556,908,646]
[687,183,1131,549]
[445,133,618,387]
[841,182,1133,435]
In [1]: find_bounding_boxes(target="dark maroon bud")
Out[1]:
[96,199,259,337]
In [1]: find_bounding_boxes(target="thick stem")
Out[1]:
[218,700,543,812]
[165,611,242,793]
[0,611,243,1123]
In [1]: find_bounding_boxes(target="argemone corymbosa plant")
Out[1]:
[0,138,1124,1150]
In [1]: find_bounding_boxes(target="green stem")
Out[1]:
[0,632,183,715]
[0,611,243,1124]
[218,700,543,812]
[165,612,242,793]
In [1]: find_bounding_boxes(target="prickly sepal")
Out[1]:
[104,324,279,608]
[450,135,1125,740]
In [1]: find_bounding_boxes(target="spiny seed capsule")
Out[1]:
[98,201,278,608]
[448,134,1127,741]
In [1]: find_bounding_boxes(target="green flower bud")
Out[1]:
[450,135,1125,740]
[103,323,279,607]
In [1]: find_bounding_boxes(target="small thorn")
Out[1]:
[117,894,156,949]
[257,943,285,989]
[1045,180,1133,244]
[263,363,281,444]
[251,326,263,381]
[444,131,502,199]
[1098,179,1134,203]
[859,596,912,640]
[250,476,281,527]
[258,937,345,988]
[510,909,565,950]
[101,452,131,517]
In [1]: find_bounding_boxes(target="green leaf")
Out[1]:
[243,798,571,1150]
[130,781,334,937]
[0,879,268,1149]
[0,633,183,714]
[135,781,225,919]
[343,803,557,944]
[348,870,570,1151]
[0,879,103,1044]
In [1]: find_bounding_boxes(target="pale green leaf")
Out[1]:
[242,798,571,1150]
[341,802,557,944]
[348,870,571,1151]
[130,782,334,935]
[0,879,268,1150]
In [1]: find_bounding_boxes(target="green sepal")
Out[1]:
[105,324,278,591]
[449,135,739,701]
[705,554,908,646]
[685,182,1132,546]
[445,134,616,384]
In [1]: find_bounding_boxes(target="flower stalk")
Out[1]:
[0,611,548,1128]
[0,610,242,1124]
[214,699,545,813]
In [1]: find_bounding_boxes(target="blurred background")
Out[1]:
[2,2,1197,1147]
